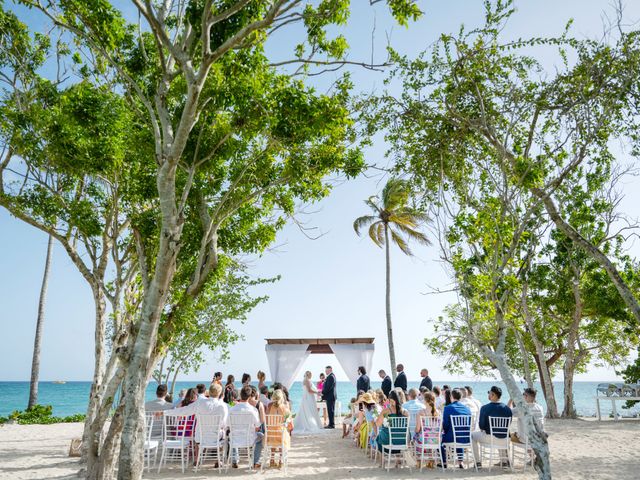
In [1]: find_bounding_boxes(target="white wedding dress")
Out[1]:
[293,378,323,435]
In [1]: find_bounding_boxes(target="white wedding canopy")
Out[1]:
[265,338,375,389]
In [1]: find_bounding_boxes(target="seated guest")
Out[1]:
[459,387,479,430]
[145,384,172,438]
[441,388,471,469]
[229,385,262,469]
[444,388,453,407]
[393,364,408,392]
[375,389,387,409]
[342,397,359,438]
[176,388,198,439]
[472,386,512,467]
[414,391,439,468]
[375,390,408,465]
[281,386,292,411]
[259,385,271,408]
[418,386,428,402]
[395,387,407,404]
[224,375,236,404]
[196,383,207,400]
[356,392,380,449]
[378,370,392,397]
[433,386,444,412]
[508,387,544,444]
[248,386,266,469]
[266,390,293,468]
[403,388,426,433]
[172,383,229,462]
[257,371,266,390]
[242,373,251,385]
[174,388,187,407]
[356,366,370,394]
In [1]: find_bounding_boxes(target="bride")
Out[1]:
[293,371,323,434]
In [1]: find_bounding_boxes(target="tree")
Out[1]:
[354,178,430,379]
[9,2,422,478]
[28,234,53,409]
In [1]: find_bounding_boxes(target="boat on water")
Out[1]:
[51,381,66,384]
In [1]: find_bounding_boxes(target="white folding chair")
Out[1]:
[379,416,411,472]
[228,413,256,471]
[195,413,224,472]
[144,413,159,472]
[481,416,512,471]
[443,414,477,471]
[157,413,196,473]
[511,418,535,471]
[262,413,289,473]
[416,416,444,472]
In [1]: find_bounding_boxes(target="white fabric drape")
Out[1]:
[265,344,310,390]
[331,343,375,386]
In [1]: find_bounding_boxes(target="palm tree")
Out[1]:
[28,234,54,409]
[354,178,430,380]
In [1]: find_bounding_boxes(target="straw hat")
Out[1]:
[357,392,375,404]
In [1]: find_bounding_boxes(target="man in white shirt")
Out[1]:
[144,384,173,438]
[403,388,426,433]
[171,383,229,440]
[459,387,480,430]
[196,383,208,402]
[509,387,545,444]
[228,385,262,468]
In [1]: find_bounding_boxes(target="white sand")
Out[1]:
[1,418,638,479]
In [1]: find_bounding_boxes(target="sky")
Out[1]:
[2,0,640,383]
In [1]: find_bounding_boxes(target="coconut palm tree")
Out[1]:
[28,234,53,409]
[354,178,430,380]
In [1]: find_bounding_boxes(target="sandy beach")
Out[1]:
[1,418,638,479]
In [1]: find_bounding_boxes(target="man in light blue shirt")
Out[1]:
[403,388,426,433]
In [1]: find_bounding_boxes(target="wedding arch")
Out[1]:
[265,338,375,389]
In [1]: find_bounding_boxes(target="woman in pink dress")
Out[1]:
[317,373,326,425]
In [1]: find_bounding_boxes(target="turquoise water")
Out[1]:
[1,380,638,418]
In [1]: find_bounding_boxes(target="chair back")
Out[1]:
[144,412,155,443]
[196,414,223,445]
[229,413,256,448]
[451,415,472,445]
[420,415,442,446]
[388,416,409,446]
[489,416,511,440]
[163,413,196,441]
[265,413,286,448]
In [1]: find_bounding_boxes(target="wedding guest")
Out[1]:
[317,373,325,394]
[229,385,261,469]
[196,383,207,400]
[459,387,479,430]
[378,369,392,397]
[259,385,271,408]
[357,392,380,449]
[444,388,453,407]
[434,386,444,412]
[375,390,408,465]
[508,387,545,444]
[419,368,433,391]
[224,375,236,404]
[266,389,292,468]
[465,386,482,413]
[248,385,266,468]
[441,388,471,469]
[212,371,223,386]
[281,386,292,410]
[174,388,187,407]
[356,366,370,394]
[375,389,387,409]
[257,371,266,390]
[404,388,426,433]
[241,373,251,385]
[342,397,358,438]
[145,384,172,439]
[394,387,407,404]
[472,386,512,467]
[393,364,408,392]
[414,391,439,468]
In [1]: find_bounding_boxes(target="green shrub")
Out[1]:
[0,404,86,425]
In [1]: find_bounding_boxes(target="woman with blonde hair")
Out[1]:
[293,371,323,434]
[266,389,292,468]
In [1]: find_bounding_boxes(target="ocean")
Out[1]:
[1,380,638,418]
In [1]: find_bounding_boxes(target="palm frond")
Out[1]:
[353,215,377,236]
[382,178,410,211]
[395,208,431,225]
[365,196,382,214]
[368,221,385,247]
[390,229,412,256]
[393,221,432,246]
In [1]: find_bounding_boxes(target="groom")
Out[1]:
[322,365,337,429]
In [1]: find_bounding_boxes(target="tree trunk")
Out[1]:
[533,187,640,323]
[485,348,552,480]
[514,328,534,389]
[28,234,54,409]
[82,287,109,471]
[93,402,126,480]
[562,267,582,419]
[384,224,397,381]
[533,354,560,419]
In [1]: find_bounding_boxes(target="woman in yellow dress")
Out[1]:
[266,389,292,467]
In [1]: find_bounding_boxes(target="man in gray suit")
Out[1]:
[145,384,172,438]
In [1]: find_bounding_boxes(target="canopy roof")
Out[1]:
[265,337,374,354]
